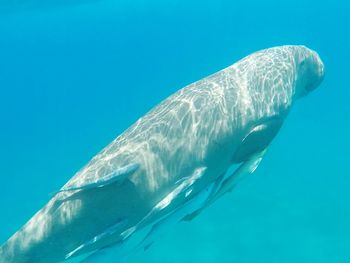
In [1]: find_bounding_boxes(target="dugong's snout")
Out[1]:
[295,47,325,98]
[307,50,325,91]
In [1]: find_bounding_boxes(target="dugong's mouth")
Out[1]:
[305,51,325,92]
[303,50,325,94]
[313,51,325,80]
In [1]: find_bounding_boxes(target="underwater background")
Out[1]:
[0,0,349,262]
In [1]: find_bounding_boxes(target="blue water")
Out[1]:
[0,0,349,262]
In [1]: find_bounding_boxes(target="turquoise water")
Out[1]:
[0,0,349,262]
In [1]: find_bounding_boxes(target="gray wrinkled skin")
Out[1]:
[0,45,324,263]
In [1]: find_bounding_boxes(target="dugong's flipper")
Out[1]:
[182,117,282,221]
[232,116,283,163]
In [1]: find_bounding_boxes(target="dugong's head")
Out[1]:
[293,45,325,99]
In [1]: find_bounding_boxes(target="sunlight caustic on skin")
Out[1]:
[0,45,324,263]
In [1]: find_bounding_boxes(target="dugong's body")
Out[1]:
[0,45,324,263]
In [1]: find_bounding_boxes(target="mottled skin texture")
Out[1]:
[0,45,324,263]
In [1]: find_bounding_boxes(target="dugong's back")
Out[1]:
[63,45,305,192]
[0,45,324,263]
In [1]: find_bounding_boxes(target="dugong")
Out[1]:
[0,45,324,263]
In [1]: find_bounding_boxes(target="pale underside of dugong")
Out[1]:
[0,45,324,263]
